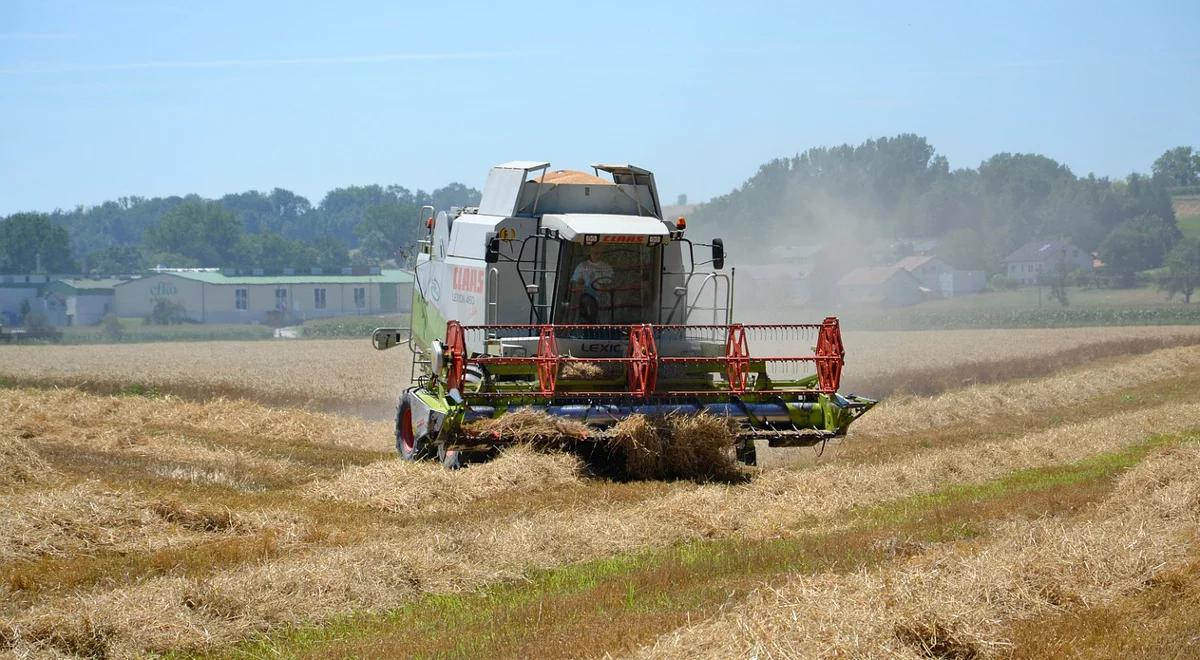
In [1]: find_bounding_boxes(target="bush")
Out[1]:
[145,299,190,325]
[1069,268,1094,288]
[23,311,52,333]
[100,314,124,341]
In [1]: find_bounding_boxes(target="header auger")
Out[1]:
[374,161,875,469]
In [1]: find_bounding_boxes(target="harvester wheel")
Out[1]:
[396,399,434,461]
[438,442,463,469]
[437,441,493,469]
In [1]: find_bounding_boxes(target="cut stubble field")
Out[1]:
[4,324,1200,416]
[3,327,1200,657]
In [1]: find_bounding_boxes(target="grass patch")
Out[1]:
[1178,214,1200,241]
[215,432,1191,659]
[812,286,1200,330]
[845,303,1200,330]
[299,313,409,339]
[60,322,276,344]
[856,431,1175,527]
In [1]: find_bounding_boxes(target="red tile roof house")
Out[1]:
[1003,240,1092,286]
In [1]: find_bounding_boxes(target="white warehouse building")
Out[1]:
[113,269,414,324]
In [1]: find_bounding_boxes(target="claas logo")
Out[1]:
[600,235,642,243]
[452,266,485,293]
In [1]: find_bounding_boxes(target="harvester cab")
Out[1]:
[374,161,875,468]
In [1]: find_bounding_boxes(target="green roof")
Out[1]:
[52,278,124,292]
[122,269,414,286]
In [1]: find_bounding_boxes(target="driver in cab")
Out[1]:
[570,244,613,322]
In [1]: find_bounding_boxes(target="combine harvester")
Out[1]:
[374,162,875,468]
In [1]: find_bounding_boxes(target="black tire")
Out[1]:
[395,398,434,461]
[437,442,495,469]
[437,440,464,469]
[736,439,758,466]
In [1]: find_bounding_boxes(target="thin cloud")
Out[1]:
[0,51,503,75]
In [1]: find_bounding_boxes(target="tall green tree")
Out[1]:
[1152,146,1199,187]
[0,212,76,273]
[1100,214,1180,286]
[86,245,144,274]
[218,188,314,236]
[1161,238,1200,303]
[355,203,419,264]
[233,232,315,271]
[231,232,350,270]
[691,135,1180,266]
[143,200,242,266]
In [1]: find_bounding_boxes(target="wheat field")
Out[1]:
[3,329,1200,657]
[3,325,1200,413]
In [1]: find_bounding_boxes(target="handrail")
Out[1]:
[486,267,499,324]
[660,270,732,325]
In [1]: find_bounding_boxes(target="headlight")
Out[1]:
[583,234,600,245]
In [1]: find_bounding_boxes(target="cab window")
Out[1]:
[558,241,659,324]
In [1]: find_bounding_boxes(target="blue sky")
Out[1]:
[1,1,1197,215]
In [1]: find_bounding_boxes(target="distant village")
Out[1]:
[1,237,1099,331]
[737,238,1097,309]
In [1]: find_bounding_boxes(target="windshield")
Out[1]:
[557,241,660,324]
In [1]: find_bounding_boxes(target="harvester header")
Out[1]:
[375,161,875,468]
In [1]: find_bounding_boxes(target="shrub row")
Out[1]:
[300,314,409,338]
[845,305,1200,331]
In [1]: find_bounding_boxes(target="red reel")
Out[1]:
[724,323,750,393]
[444,320,467,392]
[815,317,845,393]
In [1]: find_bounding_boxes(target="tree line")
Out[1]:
[0,183,480,274]
[4,139,1198,289]
[691,136,1197,285]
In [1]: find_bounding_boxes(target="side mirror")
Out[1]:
[712,238,725,270]
[485,236,500,264]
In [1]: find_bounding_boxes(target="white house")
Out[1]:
[1004,241,1092,286]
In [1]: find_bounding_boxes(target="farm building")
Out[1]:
[42,279,119,326]
[937,270,988,297]
[1004,240,1092,285]
[0,275,52,326]
[895,255,951,289]
[837,266,923,307]
[893,255,987,297]
[113,269,414,324]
